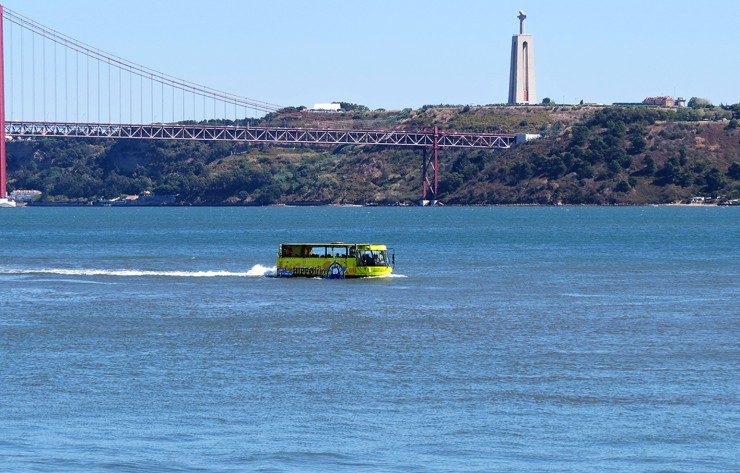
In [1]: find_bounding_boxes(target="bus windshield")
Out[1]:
[357,249,388,267]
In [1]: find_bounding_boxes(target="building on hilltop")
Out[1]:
[643,96,686,107]
[508,11,537,105]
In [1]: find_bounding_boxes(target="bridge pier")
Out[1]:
[0,5,7,201]
[419,126,440,206]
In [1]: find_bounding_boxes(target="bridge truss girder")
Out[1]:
[5,122,516,149]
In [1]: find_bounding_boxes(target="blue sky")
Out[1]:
[2,0,739,111]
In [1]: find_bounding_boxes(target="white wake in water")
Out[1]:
[245,264,277,277]
[1,264,277,278]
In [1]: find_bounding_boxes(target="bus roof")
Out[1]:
[279,243,386,247]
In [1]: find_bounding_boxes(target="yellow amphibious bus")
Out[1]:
[277,243,393,278]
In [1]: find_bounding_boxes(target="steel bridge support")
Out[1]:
[0,6,7,199]
[420,126,440,206]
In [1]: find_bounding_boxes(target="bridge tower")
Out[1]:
[0,5,9,205]
[420,127,440,206]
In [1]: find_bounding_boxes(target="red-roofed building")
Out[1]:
[643,96,686,107]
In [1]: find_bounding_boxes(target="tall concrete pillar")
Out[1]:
[508,11,536,105]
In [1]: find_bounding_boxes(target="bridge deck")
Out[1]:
[5,122,516,149]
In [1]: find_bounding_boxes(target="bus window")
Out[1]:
[308,246,336,257]
[334,247,348,258]
[375,250,387,265]
[358,250,374,266]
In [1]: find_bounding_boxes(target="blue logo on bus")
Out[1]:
[325,260,346,279]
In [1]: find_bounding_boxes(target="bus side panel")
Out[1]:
[277,257,355,278]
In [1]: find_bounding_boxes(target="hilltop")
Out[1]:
[6,103,740,205]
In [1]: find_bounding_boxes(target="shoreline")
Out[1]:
[14,201,739,208]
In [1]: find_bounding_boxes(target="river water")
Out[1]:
[1,206,738,472]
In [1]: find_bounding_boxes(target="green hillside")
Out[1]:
[7,104,740,205]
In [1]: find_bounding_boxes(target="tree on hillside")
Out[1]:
[729,103,740,119]
[336,102,369,112]
[727,162,740,180]
[688,97,713,109]
[570,125,589,147]
[629,133,648,154]
[642,156,657,176]
[615,180,632,192]
[703,167,726,193]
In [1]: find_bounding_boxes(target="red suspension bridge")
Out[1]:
[0,5,517,206]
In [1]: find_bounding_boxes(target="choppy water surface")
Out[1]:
[1,206,738,472]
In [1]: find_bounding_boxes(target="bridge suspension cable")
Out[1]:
[0,5,519,206]
[2,6,283,125]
